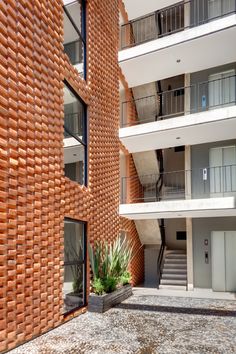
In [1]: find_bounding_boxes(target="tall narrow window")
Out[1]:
[63,219,86,314]
[64,82,87,186]
[63,0,86,78]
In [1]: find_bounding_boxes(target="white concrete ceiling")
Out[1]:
[119,15,236,87]
[119,106,236,152]
[123,0,180,21]
[120,197,236,219]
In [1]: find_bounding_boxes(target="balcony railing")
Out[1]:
[64,40,83,66]
[121,74,236,127]
[120,0,236,49]
[64,112,84,138]
[121,164,236,204]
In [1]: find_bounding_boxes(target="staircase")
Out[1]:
[159,250,187,290]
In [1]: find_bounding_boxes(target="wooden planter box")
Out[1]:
[88,284,132,313]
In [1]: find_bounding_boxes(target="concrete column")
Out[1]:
[184,74,191,199]
[185,72,193,290]
[186,218,194,290]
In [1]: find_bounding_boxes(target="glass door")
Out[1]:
[208,0,235,20]
[209,146,236,197]
[208,70,235,109]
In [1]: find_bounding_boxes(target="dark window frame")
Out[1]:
[63,80,88,186]
[63,0,87,79]
[63,217,87,315]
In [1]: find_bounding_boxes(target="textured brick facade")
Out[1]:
[0,0,124,351]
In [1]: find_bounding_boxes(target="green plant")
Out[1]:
[120,271,131,286]
[92,278,105,295]
[103,276,118,293]
[88,235,133,294]
[88,241,102,280]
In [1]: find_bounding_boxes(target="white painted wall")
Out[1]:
[165,218,186,250]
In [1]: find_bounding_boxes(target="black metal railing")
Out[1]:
[64,112,84,138]
[157,219,166,288]
[120,0,236,49]
[64,39,84,66]
[121,164,236,203]
[121,74,236,127]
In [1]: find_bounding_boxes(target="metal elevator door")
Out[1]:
[211,231,236,292]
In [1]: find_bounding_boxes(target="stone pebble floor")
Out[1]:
[9,293,236,354]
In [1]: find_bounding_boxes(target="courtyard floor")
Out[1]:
[9,289,236,354]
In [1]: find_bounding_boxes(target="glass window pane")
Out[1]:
[64,85,85,142]
[63,220,86,314]
[66,1,83,35]
[63,264,85,313]
[63,1,85,76]
[64,221,84,262]
[64,143,85,185]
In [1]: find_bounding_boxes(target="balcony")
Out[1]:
[120,74,236,151]
[119,0,236,87]
[121,0,235,50]
[120,164,236,219]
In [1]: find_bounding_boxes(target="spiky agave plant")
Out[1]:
[88,241,102,280]
[88,235,134,294]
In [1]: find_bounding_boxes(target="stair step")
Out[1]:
[162,274,187,280]
[159,285,187,290]
[165,254,186,259]
[165,257,186,261]
[166,250,186,254]
[165,260,187,265]
[160,279,187,286]
[164,264,187,270]
[162,269,187,276]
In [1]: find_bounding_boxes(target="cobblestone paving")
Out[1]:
[9,293,236,354]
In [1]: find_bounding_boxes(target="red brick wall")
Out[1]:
[0,0,121,351]
[120,217,144,286]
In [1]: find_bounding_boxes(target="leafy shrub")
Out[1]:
[103,276,118,293]
[120,271,131,286]
[92,278,104,295]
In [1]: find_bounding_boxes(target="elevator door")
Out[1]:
[211,231,236,292]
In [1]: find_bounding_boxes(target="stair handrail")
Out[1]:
[157,219,166,288]
[155,149,164,201]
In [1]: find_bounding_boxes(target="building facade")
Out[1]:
[0,0,143,352]
[119,0,236,291]
[1,0,236,352]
